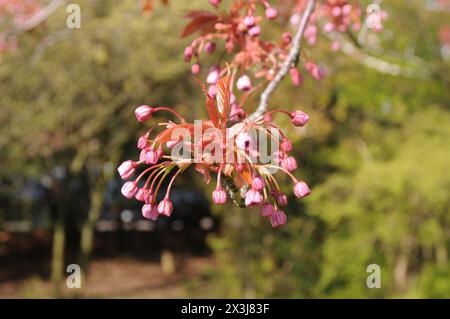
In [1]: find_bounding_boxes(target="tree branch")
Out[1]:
[15,0,68,32]
[324,31,431,79]
[248,0,316,121]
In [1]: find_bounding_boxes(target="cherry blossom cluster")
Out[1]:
[118,75,310,228]
[182,0,387,91]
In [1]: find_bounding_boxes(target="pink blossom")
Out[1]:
[142,204,159,221]
[157,198,173,217]
[117,160,136,180]
[281,156,297,172]
[139,148,159,165]
[121,181,138,199]
[243,15,255,27]
[237,75,252,91]
[332,6,342,17]
[212,187,227,204]
[184,46,194,62]
[281,138,293,152]
[245,189,263,207]
[135,188,149,201]
[137,134,149,150]
[276,193,288,206]
[207,69,220,84]
[260,204,275,217]
[291,110,309,126]
[294,181,310,198]
[208,84,217,98]
[208,0,220,7]
[191,63,201,75]
[271,210,287,228]
[265,7,277,20]
[248,25,261,37]
[251,176,265,191]
[135,105,154,122]
[342,4,352,15]
[204,41,216,54]
[289,68,303,86]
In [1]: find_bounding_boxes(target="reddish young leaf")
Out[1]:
[216,75,231,121]
[197,79,220,127]
[181,11,219,38]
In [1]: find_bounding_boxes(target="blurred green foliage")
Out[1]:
[0,0,449,298]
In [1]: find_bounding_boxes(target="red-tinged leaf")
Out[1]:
[216,75,231,121]
[181,12,218,38]
[197,79,220,127]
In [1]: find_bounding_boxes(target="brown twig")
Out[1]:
[248,0,316,121]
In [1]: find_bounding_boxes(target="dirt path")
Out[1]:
[0,256,214,298]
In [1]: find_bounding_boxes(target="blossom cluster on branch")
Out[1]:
[119,74,311,228]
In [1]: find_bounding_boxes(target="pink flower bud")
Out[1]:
[135,105,154,122]
[166,139,181,149]
[236,75,252,91]
[265,7,277,20]
[260,204,275,217]
[289,68,303,86]
[204,42,216,54]
[342,4,352,15]
[225,40,234,52]
[332,6,342,17]
[281,138,293,152]
[208,84,217,98]
[294,181,310,198]
[245,189,263,207]
[207,69,220,84]
[271,210,287,228]
[184,46,194,62]
[282,32,292,44]
[208,0,221,7]
[324,22,334,33]
[121,181,138,199]
[139,148,159,165]
[157,198,173,217]
[142,204,159,221]
[248,25,261,36]
[331,41,341,51]
[212,188,227,204]
[137,134,149,150]
[146,192,155,204]
[135,188,149,201]
[117,160,136,180]
[291,110,309,126]
[251,176,265,191]
[281,156,298,172]
[244,15,255,27]
[191,63,201,75]
[276,193,288,206]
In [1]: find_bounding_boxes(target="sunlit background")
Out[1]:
[0,0,449,298]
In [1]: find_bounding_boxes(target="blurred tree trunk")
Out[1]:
[51,185,66,297]
[79,179,107,274]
